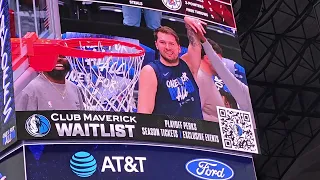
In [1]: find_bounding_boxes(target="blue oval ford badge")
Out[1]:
[185,159,234,180]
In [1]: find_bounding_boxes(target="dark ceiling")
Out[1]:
[232,0,320,179]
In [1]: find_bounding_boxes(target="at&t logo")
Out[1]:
[70,151,97,178]
[25,114,51,137]
[70,151,147,178]
[162,0,182,11]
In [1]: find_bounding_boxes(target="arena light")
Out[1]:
[217,30,224,34]
[99,5,122,12]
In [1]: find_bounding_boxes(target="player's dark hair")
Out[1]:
[154,26,180,44]
[201,38,223,59]
[220,90,238,109]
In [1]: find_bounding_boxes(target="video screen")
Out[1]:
[12,0,255,127]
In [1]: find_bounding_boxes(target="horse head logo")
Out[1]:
[25,114,51,137]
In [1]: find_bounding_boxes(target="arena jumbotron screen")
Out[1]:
[10,0,259,154]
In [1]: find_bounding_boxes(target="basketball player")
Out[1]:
[15,55,85,111]
[199,36,255,125]
[137,16,206,119]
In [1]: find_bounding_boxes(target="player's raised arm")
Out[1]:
[201,39,255,126]
[137,65,158,114]
[181,16,207,79]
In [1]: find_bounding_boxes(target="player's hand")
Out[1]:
[184,16,207,37]
[197,29,207,43]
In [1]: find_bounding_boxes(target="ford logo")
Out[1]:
[185,159,234,180]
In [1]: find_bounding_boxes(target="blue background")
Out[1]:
[25,143,256,180]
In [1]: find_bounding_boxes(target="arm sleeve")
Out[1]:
[202,40,256,125]
[14,91,38,111]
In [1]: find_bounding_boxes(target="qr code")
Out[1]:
[217,106,258,154]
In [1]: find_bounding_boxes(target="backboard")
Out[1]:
[9,0,62,96]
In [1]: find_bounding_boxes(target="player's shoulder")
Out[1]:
[28,74,43,84]
[140,64,158,82]
[21,75,44,93]
[142,63,157,73]
[179,58,193,73]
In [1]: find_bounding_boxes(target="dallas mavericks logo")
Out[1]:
[25,114,51,137]
[234,124,243,137]
[70,151,97,178]
[162,0,182,11]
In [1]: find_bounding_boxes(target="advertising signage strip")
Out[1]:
[18,110,222,149]
[24,144,257,180]
[0,0,17,152]
[87,0,237,29]
[16,111,259,154]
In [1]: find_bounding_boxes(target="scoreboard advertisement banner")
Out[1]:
[15,110,259,154]
[24,143,257,180]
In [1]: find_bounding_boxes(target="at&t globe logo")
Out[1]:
[25,114,51,137]
[70,151,97,178]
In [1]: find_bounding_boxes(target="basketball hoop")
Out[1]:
[11,32,145,112]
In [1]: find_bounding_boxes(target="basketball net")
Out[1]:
[64,40,145,112]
